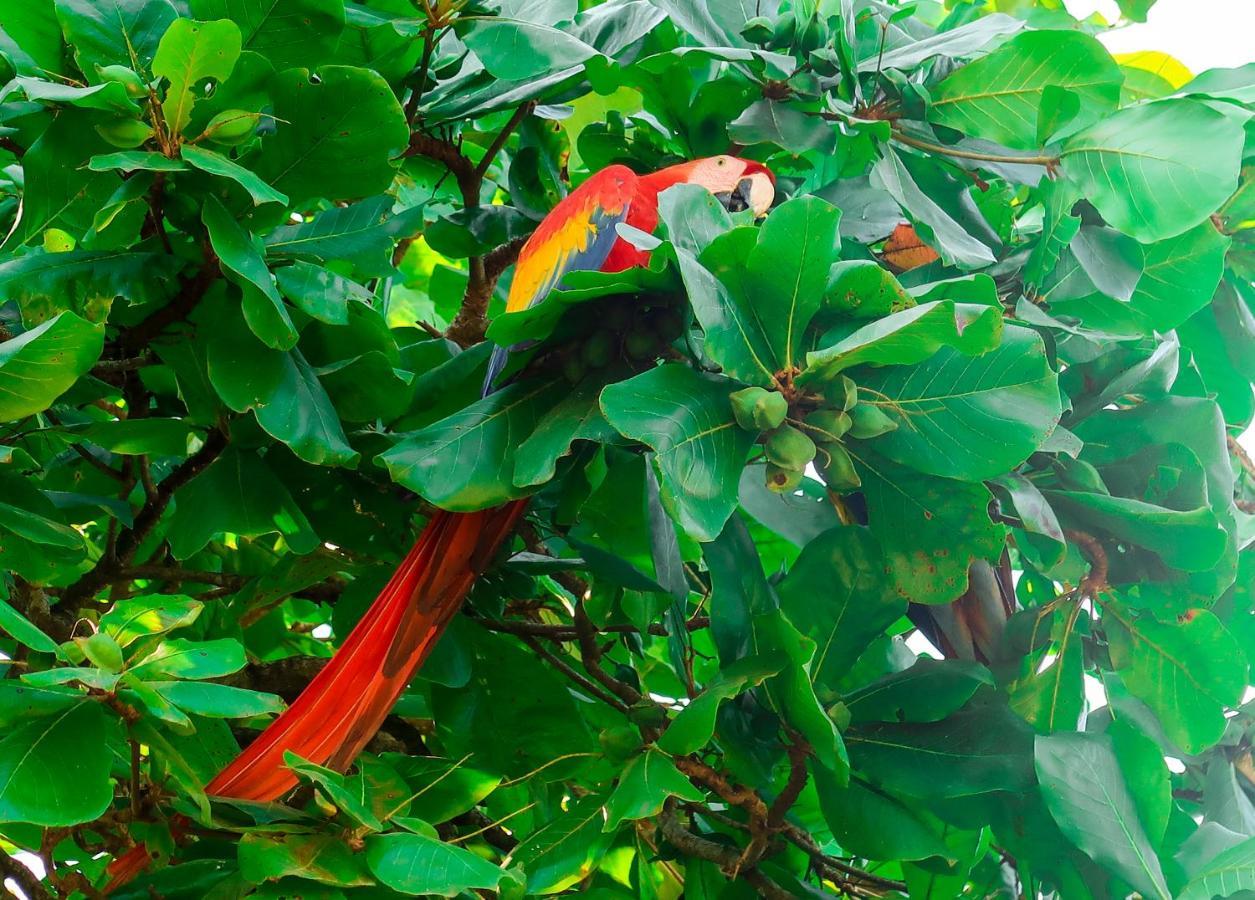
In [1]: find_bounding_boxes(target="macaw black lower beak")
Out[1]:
[714,178,757,213]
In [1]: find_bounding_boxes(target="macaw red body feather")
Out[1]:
[105,157,769,891]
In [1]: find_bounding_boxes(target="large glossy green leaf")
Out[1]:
[845,659,993,726]
[601,365,757,541]
[240,832,372,886]
[776,526,904,702]
[152,17,241,135]
[366,832,505,895]
[180,145,287,206]
[149,681,284,718]
[130,637,245,680]
[863,13,1024,72]
[1058,99,1245,242]
[857,324,1062,481]
[381,378,566,510]
[165,449,319,558]
[812,766,952,862]
[1106,606,1247,753]
[847,699,1036,799]
[1035,732,1171,900]
[803,300,1001,382]
[513,376,617,487]
[460,17,599,81]
[203,196,296,350]
[511,795,615,895]
[255,66,408,204]
[53,0,177,72]
[0,702,117,826]
[929,30,1122,149]
[1127,220,1230,330]
[0,312,103,422]
[852,451,1004,606]
[264,196,424,277]
[0,598,60,654]
[0,249,178,325]
[1178,836,1255,900]
[603,749,704,830]
[189,0,344,70]
[694,196,842,383]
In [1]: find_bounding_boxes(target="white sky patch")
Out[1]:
[1064,0,1255,72]
[1084,673,1108,713]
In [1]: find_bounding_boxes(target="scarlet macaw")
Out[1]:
[105,156,775,889]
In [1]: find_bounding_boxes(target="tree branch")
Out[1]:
[61,428,228,607]
[0,851,53,900]
[517,634,628,713]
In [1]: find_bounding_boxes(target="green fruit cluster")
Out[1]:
[559,302,686,383]
[203,109,257,146]
[740,11,828,53]
[733,374,900,495]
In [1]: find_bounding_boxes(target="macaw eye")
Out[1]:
[716,158,725,166]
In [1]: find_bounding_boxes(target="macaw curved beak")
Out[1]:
[715,173,775,218]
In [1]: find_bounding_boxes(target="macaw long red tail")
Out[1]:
[105,502,527,891]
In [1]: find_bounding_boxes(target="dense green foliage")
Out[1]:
[0,0,1253,897]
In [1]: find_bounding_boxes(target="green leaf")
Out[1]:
[1035,732,1171,900]
[1106,606,1247,753]
[603,749,704,830]
[387,756,501,825]
[203,195,296,350]
[776,526,904,701]
[846,700,1036,799]
[873,149,996,269]
[929,30,1122,149]
[853,450,1004,606]
[130,637,246,680]
[180,145,287,206]
[857,324,1062,481]
[87,151,187,172]
[1058,99,1245,242]
[240,833,373,887]
[100,594,202,646]
[511,795,615,895]
[149,681,284,718]
[0,312,104,422]
[460,17,599,81]
[1178,836,1255,900]
[164,449,318,558]
[601,365,758,541]
[694,196,841,383]
[862,13,1024,72]
[365,832,506,896]
[265,196,423,278]
[54,0,177,73]
[189,0,344,70]
[1127,220,1231,331]
[0,701,117,826]
[255,65,408,204]
[0,598,60,653]
[513,376,617,488]
[803,300,1001,381]
[845,658,994,725]
[657,654,785,756]
[274,261,369,325]
[813,765,952,862]
[0,250,178,325]
[152,17,241,134]
[283,752,382,831]
[255,351,360,468]
[11,76,139,112]
[381,378,566,511]
[69,418,194,456]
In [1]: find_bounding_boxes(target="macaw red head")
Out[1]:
[648,155,776,217]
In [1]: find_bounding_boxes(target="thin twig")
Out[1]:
[518,635,628,713]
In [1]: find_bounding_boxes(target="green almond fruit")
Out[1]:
[806,409,851,443]
[599,725,642,762]
[797,14,826,53]
[624,329,656,360]
[562,355,586,384]
[847,402,898,439]
[765,424,816,471]
[204,109,256,146]
[822,374,858,411]
[581,330,615,368]
[96,117,153,149]
[729,387,788,431]
[766,462,804,493]
[77,631,124,672]
[819,444,861,491]
[740,16,775,45]
[97,64,148,98]
[767,12,796,49]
